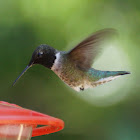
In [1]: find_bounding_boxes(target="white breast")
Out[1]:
[51,52,61,74]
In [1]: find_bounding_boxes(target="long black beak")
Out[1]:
[12,65,32,86]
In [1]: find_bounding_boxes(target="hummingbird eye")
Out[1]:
[37,52,43,58]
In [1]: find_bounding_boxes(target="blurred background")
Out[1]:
[0,0,139,140]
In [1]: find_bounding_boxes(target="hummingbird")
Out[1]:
[13,28,130,92]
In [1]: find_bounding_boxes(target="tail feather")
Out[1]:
[88,69,130,86]
[117,71,131,75]
[107,71,131,77]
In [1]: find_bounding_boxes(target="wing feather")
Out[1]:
[68,28,117,70]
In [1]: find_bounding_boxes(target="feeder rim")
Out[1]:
[0,101,64,137]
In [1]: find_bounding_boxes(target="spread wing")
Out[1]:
[68,28,117,70]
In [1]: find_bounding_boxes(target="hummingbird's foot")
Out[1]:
[80,87,84,91]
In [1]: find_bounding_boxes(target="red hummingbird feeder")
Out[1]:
[0,101,64,140]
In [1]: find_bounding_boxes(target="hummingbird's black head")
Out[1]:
[12,44,57,86]
[29,44,57,68]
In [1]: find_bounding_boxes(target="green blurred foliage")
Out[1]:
[0,0,140,140]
